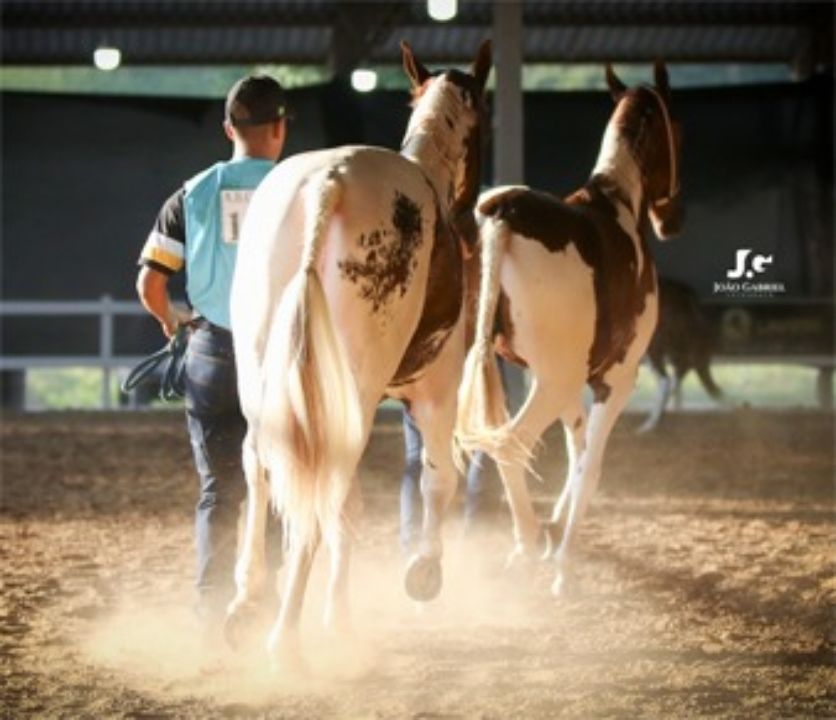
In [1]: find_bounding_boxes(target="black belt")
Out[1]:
[191,317,232,335]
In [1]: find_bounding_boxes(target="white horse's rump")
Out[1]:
[227,42,492,666]
[457,63,684,594]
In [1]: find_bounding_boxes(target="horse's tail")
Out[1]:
[695,358,724,401]
[259,167,364,548]
[456,214,525,466]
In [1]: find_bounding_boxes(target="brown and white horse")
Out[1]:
[639,277,725,433]
[457,63,683,595]
[226,41,491,666]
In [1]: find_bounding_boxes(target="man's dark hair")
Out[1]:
[225,75,289,127]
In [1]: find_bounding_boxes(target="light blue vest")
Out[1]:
[183,158,274,329]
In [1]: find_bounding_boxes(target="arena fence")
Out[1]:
[0,297,832,411]
[0,296,146,409]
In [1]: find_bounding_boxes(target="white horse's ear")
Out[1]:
[654,59,671,97]
[471,39,492,93]
[401,41,431,88]
[605,63,627,101]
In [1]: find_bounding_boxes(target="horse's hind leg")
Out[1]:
[267,526,320,672]
[225,428,270,646]
[637,352,671,433]
[551,370,635,596]
[545,398,587,550]
[323,476,362,635]
[401,332,464,602]
[498,377,564,566]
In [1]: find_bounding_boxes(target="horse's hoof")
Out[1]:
[223,610,242,650]
[223,602,258,651]
[550,564,578,598]
[404,554,443,602]
[505,545,537,579]
[267,632,309,678]
[540,522,561,560]
[550,572,566,597]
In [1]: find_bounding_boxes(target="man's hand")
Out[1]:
[136,266,190,338]
[162,304,192,338]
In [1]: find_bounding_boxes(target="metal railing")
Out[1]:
[0,295,148,409]
[1,296,832,411]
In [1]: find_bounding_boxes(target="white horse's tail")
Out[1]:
[456,215,523,465]
[259,168,363,548]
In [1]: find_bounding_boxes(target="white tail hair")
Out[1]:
[456,216,514,458]
[258,168,364,548]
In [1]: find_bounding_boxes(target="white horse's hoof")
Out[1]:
[223,599,261,651]
[505,543,539,571]
[635,420,657,434]
[540,522,564,559]
[268,635,309,677]
[550,563,577,598]
[404,554,443,602]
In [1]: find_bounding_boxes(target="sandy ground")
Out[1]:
[0,409,833,719]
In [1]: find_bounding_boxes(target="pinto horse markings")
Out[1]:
[457,62,683,595]
[337,191,424,313]
[392,205,463,387]
[480,183,656,403]
[227,40,491,668]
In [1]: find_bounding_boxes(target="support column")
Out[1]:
[0,371,26,411]
[492,0,524,186]
[492,0,527,413]
[816,366,833,410]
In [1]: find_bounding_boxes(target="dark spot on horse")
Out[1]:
[426,459,437,470]
[445,115,454,129]
[338,192,424,313]
[393,192,422,241]
[359,229,386,250]
[493,291,528,368]
[391,204,463,387]
[591,380,611,404]
[573,416,583,430]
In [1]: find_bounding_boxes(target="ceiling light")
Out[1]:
[93,46,121,71]
[428,0,457,22]
[351,68,377,93]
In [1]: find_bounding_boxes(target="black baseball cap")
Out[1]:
[225,74,290,127]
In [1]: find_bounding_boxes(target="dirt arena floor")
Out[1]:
[1,409,833,718]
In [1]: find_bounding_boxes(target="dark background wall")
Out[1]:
[2,76,832,356]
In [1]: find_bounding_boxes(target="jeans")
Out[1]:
[184,323,281,616]
[399,409,499,554]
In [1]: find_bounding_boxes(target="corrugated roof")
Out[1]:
[1,1,831,68]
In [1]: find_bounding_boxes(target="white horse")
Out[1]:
[457,63,684,595]
[226,41,491,666]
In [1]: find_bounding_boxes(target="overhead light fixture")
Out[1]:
[351,68,377,93]
[428,0,457,22]
[93,46,121,71]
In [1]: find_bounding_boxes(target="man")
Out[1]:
[135,75,289,632]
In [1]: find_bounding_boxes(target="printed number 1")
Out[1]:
[221,190,254,245]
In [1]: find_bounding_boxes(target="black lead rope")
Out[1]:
[120,322,193,401]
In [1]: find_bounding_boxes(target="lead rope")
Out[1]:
[120,320,196,401]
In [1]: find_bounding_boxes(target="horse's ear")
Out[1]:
[471,39,492,93]
[401,41,431,89]
[654,59,671,98]
[605,63,627,101]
